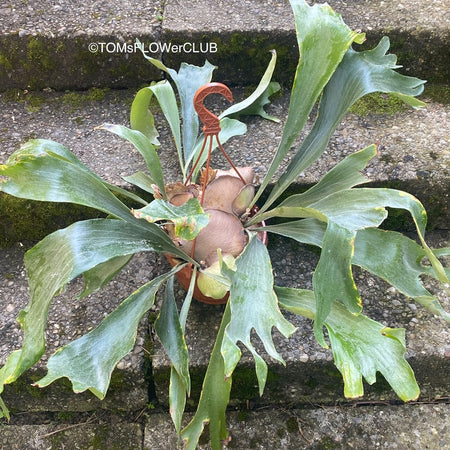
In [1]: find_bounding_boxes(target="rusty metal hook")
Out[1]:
[186,82,246,191]
[193,82,233,136]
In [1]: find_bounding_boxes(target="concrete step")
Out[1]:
[0,244,162,414]
[1,91,449,432]
[144,403,450,449]
[1,231,448,413]
[1,403,449,449]
[152,230,450,408]
[1,87,448,246]
[0,0,448,90]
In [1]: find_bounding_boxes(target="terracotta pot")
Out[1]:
[165,225,268,305]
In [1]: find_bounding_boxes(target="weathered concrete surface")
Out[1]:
[152,231,449,407]
[1,222,447,423]
[1,85,448,411]
[0,244,169,412]
[0,0,449,90]
[163,0,450,85]
[1,403,448,449]
[0,0,163,90]
[0,421,143,450]
[0,2,448,447]
[144,403,450,449]
[1,88,448,246]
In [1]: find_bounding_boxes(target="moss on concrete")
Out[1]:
[90,424,110,449]
[56,411,75,421]
[163,30,297,87]
[349,92,408,117]
[2,88,47,112]
[0,193,102,247]
[59,87,110,109]
[0,14,448,90]
[24,36,57,73]
[60,89,100,106]
[420,85,450,104]
[367,180,448,232]
[0,34,160,91]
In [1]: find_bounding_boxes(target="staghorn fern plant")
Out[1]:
[1,1,449,448]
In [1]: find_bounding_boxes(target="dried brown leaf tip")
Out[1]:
[165,182,199,206]
[199,166,217,186]
[152,184,164,199]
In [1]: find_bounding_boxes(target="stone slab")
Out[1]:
[151,231,450,407]
[0,1,162,36]
[162,0,450,85]
[0,0,449,90]
[144,403,450,449]
[0,0,164,90]
[0,421,143,450]
[0,87,448,411]
[0,244,171,412]
[1,87,448,246]
[2,403,448,449]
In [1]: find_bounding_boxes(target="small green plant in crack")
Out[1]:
[0,1,448,449]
